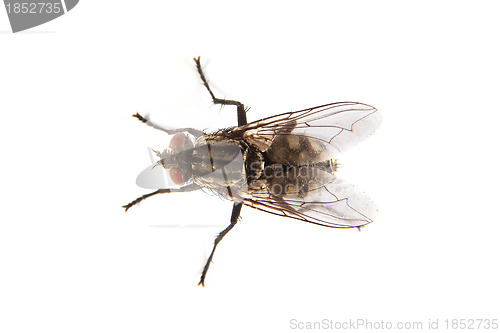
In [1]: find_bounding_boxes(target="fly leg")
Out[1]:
[132,113,204,137]
[198,202,243,286]
[193,56,248,126]
[122,184,201,212]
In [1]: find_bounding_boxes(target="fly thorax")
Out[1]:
[191,140,245,179]
[190,139,248,200]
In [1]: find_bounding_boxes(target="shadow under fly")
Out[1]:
[123,57,382,286]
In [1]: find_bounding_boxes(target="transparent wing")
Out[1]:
[237,102,381,164]
[244,169,376,228]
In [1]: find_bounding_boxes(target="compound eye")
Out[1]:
[169,133,185,149]
[169,168,184,186]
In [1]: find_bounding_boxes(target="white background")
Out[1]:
[1,1,499,332]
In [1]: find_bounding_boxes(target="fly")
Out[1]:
[123,57,382,286]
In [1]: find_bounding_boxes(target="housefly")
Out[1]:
[123,57,382,286]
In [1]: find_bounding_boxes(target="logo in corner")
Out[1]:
[4,0,79,33]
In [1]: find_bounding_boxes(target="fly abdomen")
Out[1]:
[266,134,330,165]
[262,164,331,198]
[312,159,337,174]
